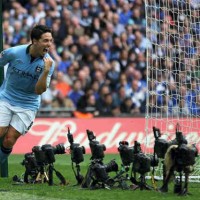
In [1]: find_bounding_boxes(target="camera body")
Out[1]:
[133,152,158,174]
[175,143,198,167]
[118,141,134,166]
[32,143,65,165]
[91,159,118,183]
[71,143,85,164]
[22,152,38,174]
[67,128,85,164]
[87,129,106,160]
[153,126,170,158]
[21,152,39,183]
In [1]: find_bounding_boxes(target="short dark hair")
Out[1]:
[30,25,52,41]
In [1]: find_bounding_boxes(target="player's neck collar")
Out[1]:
[26,44,32,55]
[26,44,43,59]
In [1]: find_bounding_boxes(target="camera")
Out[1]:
[132,152,158,175]
[67,127,86,185]
[21,152,39,183]
[132,141,158,174]
[32,143,65,165]
[68,127,85,164]
[82,129,118,189]
[91,159,118,183]
[175,143,198,167]
[118,141,134,166]
[153,127,170,159]
[22,152,38,171]
[86,129,106,160]
[82,159,119,189]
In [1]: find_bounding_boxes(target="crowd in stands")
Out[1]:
[2,0,200,118]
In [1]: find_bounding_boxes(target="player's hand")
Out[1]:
[43,57,53,73]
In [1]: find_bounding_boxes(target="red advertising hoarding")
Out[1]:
[12,118,200,154]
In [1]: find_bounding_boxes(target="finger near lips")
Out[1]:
[43,57,53,67]
[44,57,51,61]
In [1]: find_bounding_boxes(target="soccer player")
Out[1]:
[0,25,55,165]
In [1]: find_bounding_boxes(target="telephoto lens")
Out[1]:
[53,143,66,154]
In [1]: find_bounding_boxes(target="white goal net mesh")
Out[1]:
[145,0,200,182]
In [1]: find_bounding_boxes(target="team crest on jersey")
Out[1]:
[35,66,42,73]
[16,59,24,64]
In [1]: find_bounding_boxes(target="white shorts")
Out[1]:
[0,100,37,135]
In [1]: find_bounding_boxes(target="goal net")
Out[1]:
[145,0,200,182]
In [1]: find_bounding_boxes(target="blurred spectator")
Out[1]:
[146,92,158,114]
[110,36,123,60]
[77,66,91,90]
[24,0,39,13]
[79,8,92,28]
[77,88,99,116]
[96,84,111,108]
[106,60,120,91]
[97,29,113,50]
[126,79,146,110]
[130,6,146,31]
[132,30,152,54]
[85,93,99,115]
[11,20,26,46]
[120,32,130,50]
[57,50,72,74]
[116,73,130,91]
[53,93,75,110]
[68,79,85,107]
[173,86,189,116]
[154,76,168,113]
[118,1,132,25]
[112,13,125,36]
[118,48,129,72]
[97,92,120,116]
[93,69,107,87]
[120,96,140,115]
[41,79,59,109]
[70,0,81,18]
[113,85,127,106]
[55,71,71,97]
[63,64,77,86]
[186,78,200,115]
[72,16,85,38]
[91,80,100,100]
[77,88,94,111]
[3,20,13,45]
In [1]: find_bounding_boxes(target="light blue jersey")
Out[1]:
[0,44,55,111]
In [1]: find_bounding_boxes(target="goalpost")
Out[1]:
[145,0,200,182]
